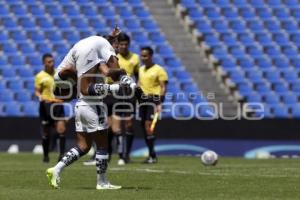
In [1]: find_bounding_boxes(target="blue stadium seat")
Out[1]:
[10,4,27,17]
[19,68,34,78]
[27,30,45,42]
[71,17,90,30]
[246,92,262,102]
[273,83,289,94]
[263,93,280,104]
[24,78,35,92]
[45,30,63,42]
[63,5,81,16]
[281,93,298,104]
[290,105,300,118]
[18,17,36,30]
[45,4,63,17]
[273,33,290,46]
[0,90,14,102]
[7,78,23,91]
[62,30,80,43]
[256,82,272,94]
[28,5,44,16]
[272,105,289,118]
[16,91,32,102]
[22,101,39,117]
[4,102,23,116]
[18,42,35,55]
[1,68,17,78]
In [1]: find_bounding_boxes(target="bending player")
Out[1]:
[46,34,136,190]
[138,46,168,164]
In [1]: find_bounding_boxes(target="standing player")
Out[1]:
[35,53,67,163]
[115,32,140,164]
[46,35,135,190]
[138,46,168,164]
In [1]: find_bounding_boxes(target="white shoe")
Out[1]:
[83,159,96,166]
[96,182,122,190]
[117,159,125,166]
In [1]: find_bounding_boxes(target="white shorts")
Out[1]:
[75,102,108,133]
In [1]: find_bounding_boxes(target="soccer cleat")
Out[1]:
[46,167,60,189]
[117,159,125,166]
[142,157,158,164]
[83,159,96,166]
[96,182,122,190]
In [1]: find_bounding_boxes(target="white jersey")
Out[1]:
[57,35,116,77]
[56,35,116,105]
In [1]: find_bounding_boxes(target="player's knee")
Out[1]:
[56,121,66,134]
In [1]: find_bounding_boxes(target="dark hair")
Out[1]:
[42,53,53,63]
[141,46,154,56]
[117,32,130,43]
[102,35,116,45]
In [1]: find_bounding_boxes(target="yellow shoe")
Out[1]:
[46,167,60,189]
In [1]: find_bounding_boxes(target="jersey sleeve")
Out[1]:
[158,67,168,82]
[100,39,116,63]
[34,74,41,89]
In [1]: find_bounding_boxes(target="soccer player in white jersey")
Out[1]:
[46,34,136,190]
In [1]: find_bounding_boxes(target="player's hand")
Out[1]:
[119,84,132,97]
[120,75,135,86]
[155,104,162,113]
[111,25,121,37]
[44,98,64,103]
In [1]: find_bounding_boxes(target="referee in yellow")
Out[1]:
[35,53,67,163]
[138,46,168,164]
[115,32,140,164]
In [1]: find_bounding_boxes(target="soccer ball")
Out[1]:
[201,150,218,166]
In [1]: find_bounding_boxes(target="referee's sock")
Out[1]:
[126,131,134,158]
[107,128,114,158]
[145,135,156,158]
[116,133,124,159]
[42,136,50,160]
[58,135,66,157]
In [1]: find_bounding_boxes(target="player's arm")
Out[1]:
[35,86,43,101]
[54,65,77,83]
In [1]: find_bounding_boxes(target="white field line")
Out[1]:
[109,167,300,178]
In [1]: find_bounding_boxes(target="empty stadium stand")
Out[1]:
[173,0,300,118]
[0,0,205,118]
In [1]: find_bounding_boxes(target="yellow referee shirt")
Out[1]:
[139,64,168,96]
[117,52,140,77]
[34,70,55,100]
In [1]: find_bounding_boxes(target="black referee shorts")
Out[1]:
[104,94,136,117]
[39,101,65,126]
[138,95,160,121]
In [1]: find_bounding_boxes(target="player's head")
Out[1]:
[140,46,154,66]
[102,34,119,52]
[117,32,130,55]
[42,53,55,74]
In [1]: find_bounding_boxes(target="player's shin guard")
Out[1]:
[54,146,85,174]
[145,135,156,158]
[96,149,108,184]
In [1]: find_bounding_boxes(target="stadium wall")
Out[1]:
[0,117,299,140]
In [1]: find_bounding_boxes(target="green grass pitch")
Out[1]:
[0,153,299,200]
